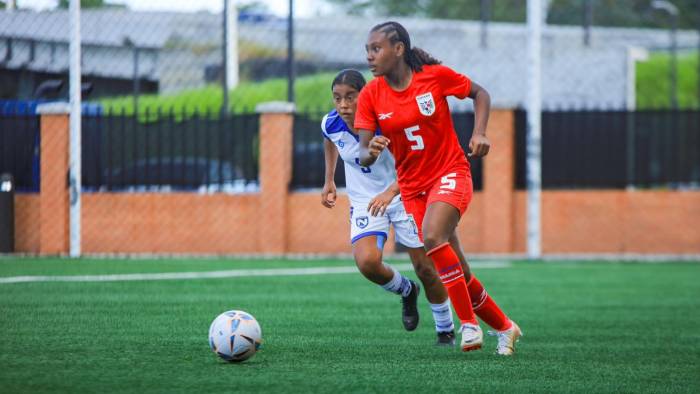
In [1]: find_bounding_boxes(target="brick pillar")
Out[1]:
[256,102,295,254]
[37,103,70,255]
[482,110,515,253]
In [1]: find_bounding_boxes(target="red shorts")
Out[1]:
[401,165,473,241]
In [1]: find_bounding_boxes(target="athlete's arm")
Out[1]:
[321,138,339,208]
[368,181,400,217]
[359,129,390,167]
[468,81,491,158]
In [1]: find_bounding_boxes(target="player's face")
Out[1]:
[332,83,360,126]
[365,31,401,77]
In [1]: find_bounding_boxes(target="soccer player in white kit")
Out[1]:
[321,69,456,345]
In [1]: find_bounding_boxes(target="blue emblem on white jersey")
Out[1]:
[355,216,369,229]
[321,110,399,206]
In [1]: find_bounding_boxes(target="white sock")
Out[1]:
[380,264,413,297]
[430,299,455,333]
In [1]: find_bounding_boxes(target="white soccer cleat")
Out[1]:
[488,320,522,356]
[459,322,483,352]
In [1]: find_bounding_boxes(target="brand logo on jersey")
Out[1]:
[337,140,344,148]
[378,112,393,120]
[437,190,451,195]
[416,92,435,116]
[356,216,369,229]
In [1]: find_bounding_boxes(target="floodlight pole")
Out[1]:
[69,0,81,257]
[286,0,295,103]
[222,0,229,115]
[526,0,543,259]
[582,0,592,46]
[480,0,490,49]
[651,0,679,109]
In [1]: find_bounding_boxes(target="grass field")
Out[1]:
[1,258,699,393]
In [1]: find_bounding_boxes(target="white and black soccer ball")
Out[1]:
[209,310,262,362]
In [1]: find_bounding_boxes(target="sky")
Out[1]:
[13,0,336,17]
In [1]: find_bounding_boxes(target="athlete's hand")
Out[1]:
[368,190,394,217]
[468,134,490,158]
[368,135,390,159]
[321,182,337,208]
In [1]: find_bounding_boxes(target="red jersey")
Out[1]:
[355,64,472,200]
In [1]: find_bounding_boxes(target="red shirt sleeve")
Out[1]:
[354,83,377,132]
[436,65,472,99]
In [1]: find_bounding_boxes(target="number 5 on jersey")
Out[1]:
[404,125,424,151]
[440,173,457,190]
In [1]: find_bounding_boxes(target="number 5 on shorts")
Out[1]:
[440,173,457,190]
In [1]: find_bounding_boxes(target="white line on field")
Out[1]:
[0,262,511,284]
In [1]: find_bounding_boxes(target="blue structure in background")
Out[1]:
[0,100,103,192]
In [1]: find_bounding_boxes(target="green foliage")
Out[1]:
[0,259,699,393]
[58,0,108,9]
[636,51,699,109]
[98,72,359,119]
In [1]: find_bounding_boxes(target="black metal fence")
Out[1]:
[3,109,698,194]
[291,111,484,191]
[515,109,700,189]
[0,114,40,192]
[292,111,343,190]
[81,111,259,192]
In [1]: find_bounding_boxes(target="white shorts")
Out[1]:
[349,197,423,249]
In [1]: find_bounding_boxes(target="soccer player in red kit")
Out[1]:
[356,21,522,355]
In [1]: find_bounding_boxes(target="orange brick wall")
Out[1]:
[81,193,260,254]
[14,195,40,253]
[512,191,700,254]
[11,107,700,255]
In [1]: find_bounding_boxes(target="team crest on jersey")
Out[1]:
[416,92,435,116]
[355,216,369,229]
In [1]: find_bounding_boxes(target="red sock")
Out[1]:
[426,243,476,325]
[467,276,511,331]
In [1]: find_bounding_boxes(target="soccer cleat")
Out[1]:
[436,330,456,346]
[488,320,522,356]
[459,322,483,352]
[401,280,420,331]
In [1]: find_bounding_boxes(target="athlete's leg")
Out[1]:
[352,235,420,331]
[352,235,392,285]
[423,203,475,325]
[423,201,482,351]
[449,231,512,332]
[448,231,472,280]
[390,201,452,339]
[405,247,446,304]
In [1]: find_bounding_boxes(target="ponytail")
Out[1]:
[407,47,441,71]
[370,21,441,72]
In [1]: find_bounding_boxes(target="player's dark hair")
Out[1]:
[370,21,441,72]
[331,69,366,92]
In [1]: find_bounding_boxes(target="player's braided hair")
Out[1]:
[371,21,441,72]
[331,69,366,92]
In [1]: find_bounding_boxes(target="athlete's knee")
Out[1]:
[354,250,382,276]
[412,256,439,282]
[423,233,450,252]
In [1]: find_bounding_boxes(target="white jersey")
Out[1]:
[321,109,399,206]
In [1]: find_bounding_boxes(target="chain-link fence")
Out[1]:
[1,0,699,255]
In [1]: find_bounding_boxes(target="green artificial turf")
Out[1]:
[0,258,698,393]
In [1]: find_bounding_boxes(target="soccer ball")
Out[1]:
[209,310,262,362]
